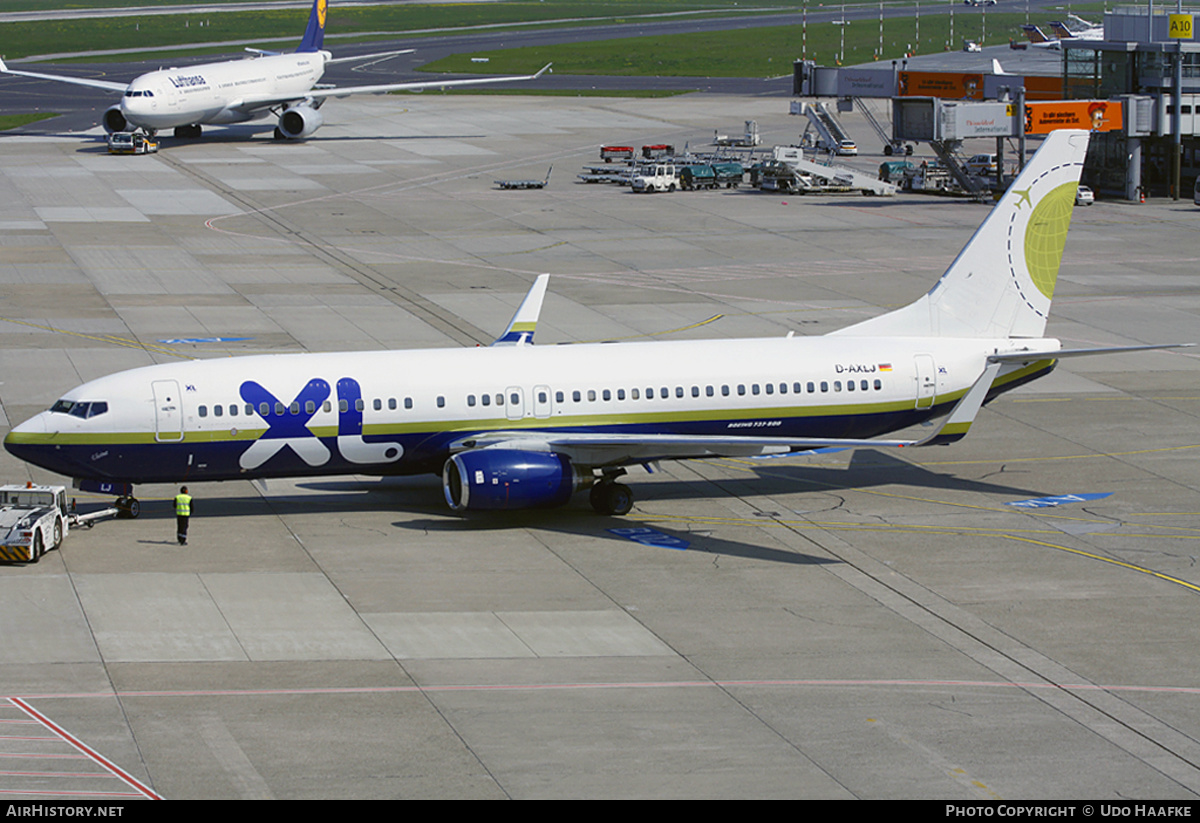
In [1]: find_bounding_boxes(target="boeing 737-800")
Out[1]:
[2,130,1187,517]
[0,0,550,141]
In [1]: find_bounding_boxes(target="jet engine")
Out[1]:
[102,106,131,134]
[275,104,323,140]
[442,449,590,512]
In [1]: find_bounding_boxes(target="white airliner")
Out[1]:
[1022,16,1103,49]
[2,130,1188,517]
[0,0,550,141]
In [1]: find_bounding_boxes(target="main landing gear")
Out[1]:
[589,471,634,516]
[173,124,202,139]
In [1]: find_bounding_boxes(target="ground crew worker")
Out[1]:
[174,486,192,546]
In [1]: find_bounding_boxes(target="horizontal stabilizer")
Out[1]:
[990,343,1194,363]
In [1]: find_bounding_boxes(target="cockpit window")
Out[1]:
[49,400,108,419]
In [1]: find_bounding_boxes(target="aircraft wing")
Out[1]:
[307,62,552,99]
[0,58,127,92]
[325,49,415,65]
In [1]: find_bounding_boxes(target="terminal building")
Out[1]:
[795,5,1200,200]
[1063,7,1199,198]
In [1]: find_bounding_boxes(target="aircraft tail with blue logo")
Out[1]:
[297,0,328,53]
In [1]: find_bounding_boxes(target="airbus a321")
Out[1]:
[0,0,550,141]
[3,131,1188,517]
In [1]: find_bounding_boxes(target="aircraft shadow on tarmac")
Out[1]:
[97,448,1042,566]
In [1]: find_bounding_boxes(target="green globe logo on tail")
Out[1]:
[1024,181,1078,301]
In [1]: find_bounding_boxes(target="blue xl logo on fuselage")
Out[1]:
[235,377,402,470]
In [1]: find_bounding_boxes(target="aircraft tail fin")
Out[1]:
[297,0,328,53]
[1048,21,1077,40]
[832,129,1090,340]
[492,274,550,346]
[1022,25,1051,43]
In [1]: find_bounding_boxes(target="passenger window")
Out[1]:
[603,389,611,401]
[496,394,504,406]
[373,399,381,411]
[555,391,564,403]
[722,385,729,396]
[437,396,445,408]
[290,402,300,414]
[573,391,581,402]
[847,381,855,392]
[874,379,882,390]
[706,386,714,397]
[214,405,223,417]
[339,399,348,413]
[198,406,208,418]
[631,388,639,400]
[765,384,773,395]
[587,390,596,402]
[388,398,396,410]
[405,397,413,409]
[861,380,869,391]
[355,399,364,412]
[737,385,745,396]
[275,402,285,415]
[259,402,270,416]
[482,394,491,407]
[229,405,238,417]
[616,389,625,401]
[820,382,828,393]
[467,395,476,407]
[834,381,842,392]
[691,386,699,398]
[807,382,815,393]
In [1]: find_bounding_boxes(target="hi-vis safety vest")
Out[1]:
[175,494,192,517]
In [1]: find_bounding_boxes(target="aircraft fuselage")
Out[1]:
[3,335,1054,487]
[120,52,328,130]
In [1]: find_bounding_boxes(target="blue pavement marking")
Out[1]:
[1006,493,1112,509]
[607,527,690,550]
[158,337,253,344]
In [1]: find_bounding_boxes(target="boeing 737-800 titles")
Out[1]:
[2,131,1188,517]
[0,0,550,141]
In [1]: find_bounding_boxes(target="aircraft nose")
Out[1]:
[9,412,47,436]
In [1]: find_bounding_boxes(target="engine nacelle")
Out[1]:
[102,106,130,134]
[443,449,587,512]
[276,105,324,140]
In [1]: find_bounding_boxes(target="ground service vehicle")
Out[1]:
[107,132,158,154]
[1075,185,1095,205]
[0,485,68,562]
[631,163,679,192]
[600,145,634,163]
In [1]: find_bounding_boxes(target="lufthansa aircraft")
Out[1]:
[2,131,1187,517]
[0,0,550,141]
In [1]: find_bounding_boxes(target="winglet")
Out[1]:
[0,57,7,73]
[297,0,328,53]
[492,275,550,346]
[915,362,1003,447]
[534,63,553,79]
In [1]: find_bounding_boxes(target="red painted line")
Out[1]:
[8,698,162,800]
[0,788,147,798]
[10,678,1200,702]
[0,770,116,778]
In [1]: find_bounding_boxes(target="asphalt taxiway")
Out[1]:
[0,90,1198,799]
